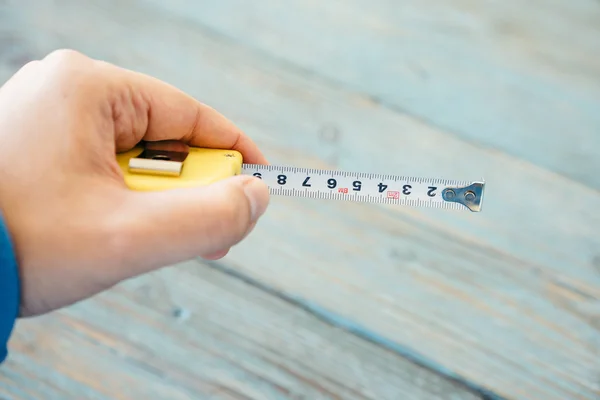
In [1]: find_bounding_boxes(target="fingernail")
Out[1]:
[244,177,269,221]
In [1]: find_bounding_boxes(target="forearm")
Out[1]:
[0,210,20,363]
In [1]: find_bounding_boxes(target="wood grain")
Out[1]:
[138,0,600,190]
[0,261,483,400]
[0,1,599,400]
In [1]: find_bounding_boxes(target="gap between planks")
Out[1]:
[202,258,507,400]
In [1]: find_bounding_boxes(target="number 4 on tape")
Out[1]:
[116,140,485,212]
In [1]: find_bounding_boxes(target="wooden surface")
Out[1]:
[0,1,599,399]
[1,261,483,400]
[142,0,600,190]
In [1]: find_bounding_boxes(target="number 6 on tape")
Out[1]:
[116,140,485,212]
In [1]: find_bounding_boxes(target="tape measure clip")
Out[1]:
[442,182,485,212]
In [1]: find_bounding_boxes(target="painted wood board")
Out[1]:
[0,261,484,400]
[0,1,599,400]
[3,0,597,285]
[138,0,600,190]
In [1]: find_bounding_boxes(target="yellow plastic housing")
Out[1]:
[116,146,243,191]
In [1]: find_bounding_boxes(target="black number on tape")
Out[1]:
[403,184,412,195]
[303,177,311,187]
[353,180,362,191]
[378,182,388,193]
[327,178,337,189]
[278,174,287,185]
[427,186,437,197]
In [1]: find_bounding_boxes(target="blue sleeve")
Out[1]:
[0,211,19,364]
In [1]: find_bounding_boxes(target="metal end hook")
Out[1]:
[442,181,485,212]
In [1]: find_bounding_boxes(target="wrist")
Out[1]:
[0,208,21,363]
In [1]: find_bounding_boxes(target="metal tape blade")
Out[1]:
[240,164,485,212]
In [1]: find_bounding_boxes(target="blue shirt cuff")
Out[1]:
[0,211,19,363]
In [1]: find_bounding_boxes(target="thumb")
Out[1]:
[112,174,269,279]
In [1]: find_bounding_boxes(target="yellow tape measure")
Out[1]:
[116,140,485,212]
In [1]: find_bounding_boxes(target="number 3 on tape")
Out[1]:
[116,140,485,212]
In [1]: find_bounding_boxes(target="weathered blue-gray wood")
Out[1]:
[139,0,600,191]
[0,261,483,400]
[0,1,599,400]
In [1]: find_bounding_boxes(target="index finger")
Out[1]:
[104,62,268,165]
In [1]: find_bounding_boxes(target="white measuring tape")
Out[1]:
[241,164,485,212]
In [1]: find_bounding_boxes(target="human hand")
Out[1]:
[0,49,270,317]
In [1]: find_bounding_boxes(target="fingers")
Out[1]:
[101,62,268,164]
[19,49,268,164]
[108,175,269,280]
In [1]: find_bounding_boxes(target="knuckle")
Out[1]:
[41,49,94,80]
[43,48,87,65]
[39,49,101,96]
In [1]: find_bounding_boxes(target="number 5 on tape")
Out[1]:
[116,140,485,212]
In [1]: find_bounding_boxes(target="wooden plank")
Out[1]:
[1,1,599,400]
[5,0,595,291]
[137,0,600,190]
[0,261,484,400]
